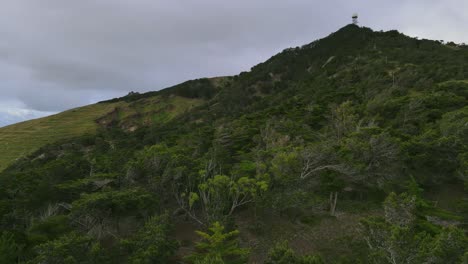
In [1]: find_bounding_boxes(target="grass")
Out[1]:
[0,95,203,172]
[0,103,121,171]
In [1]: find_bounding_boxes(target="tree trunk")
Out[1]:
[329,191,338,216]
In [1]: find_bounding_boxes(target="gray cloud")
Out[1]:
[0,0,467,125]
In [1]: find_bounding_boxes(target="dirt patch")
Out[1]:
[235,209,381,263]
[174,221,201,259]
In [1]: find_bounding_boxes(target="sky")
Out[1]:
[0,0,467,127]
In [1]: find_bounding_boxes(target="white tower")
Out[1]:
[352,13,358,25]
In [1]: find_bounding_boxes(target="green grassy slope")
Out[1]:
[0,103,120,171]
[0,95,203,171]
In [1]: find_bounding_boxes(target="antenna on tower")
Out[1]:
[352,13,359,25]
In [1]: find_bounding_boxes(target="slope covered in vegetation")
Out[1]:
[0,25,467,263]
[0,80,217,171]
[0,103,121,172]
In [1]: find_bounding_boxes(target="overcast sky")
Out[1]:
[0,0,467,127]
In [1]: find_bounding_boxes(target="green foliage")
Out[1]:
[190,173,268,222]
[120,214,178,264]
[1,24,467,263]
[71,188,156,221]
[271,150,301,185]
[103,78,223,103]
[362,220,467,264]
[0,232,22,264]
[362,192,467,264]
[417,227,467,263]
[29,232,107,264]
[193,255,225,264]
[383,192,417,226]
[265,241,324,264]
[189,222,249,264]
[339,129,401,186]
[265,241,297,264]
[28,215,72,246]
[404,129,463,184]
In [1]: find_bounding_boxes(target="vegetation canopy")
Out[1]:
[0,24,467,263]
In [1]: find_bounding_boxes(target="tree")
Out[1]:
[339,129,401,187]
[272,150,302,185]
[29,232,108,264]
[120,214,178,264]
[128,144,192,195]
[405,129,463,185]
[417,227,467,264]
[439,106,468,184]
[361,192,421,263]
[329,101,358,141]
[0,232,22,264]
[361,192,467,264]
[188,222,249,264]
[383,192,418,227]
[28,215,72,247]
[70,188,156,238]
[300,129,400,215]
[361,217,425,264]
[178,172,268,224]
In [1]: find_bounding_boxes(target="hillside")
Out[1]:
[0,77,228,171]
[0,103,119,171]
[0,25,467,263]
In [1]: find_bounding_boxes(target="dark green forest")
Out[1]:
[1,25,467,263]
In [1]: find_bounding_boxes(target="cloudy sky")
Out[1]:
[0,0,467,127]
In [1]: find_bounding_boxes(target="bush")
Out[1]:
[265,241,324,264]
[120,214,178,264]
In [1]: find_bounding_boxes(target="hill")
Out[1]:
[0,103,119,171]
[0,25,467,263]
[0,77,230,171]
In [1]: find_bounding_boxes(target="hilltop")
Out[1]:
[0,25,467,263]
